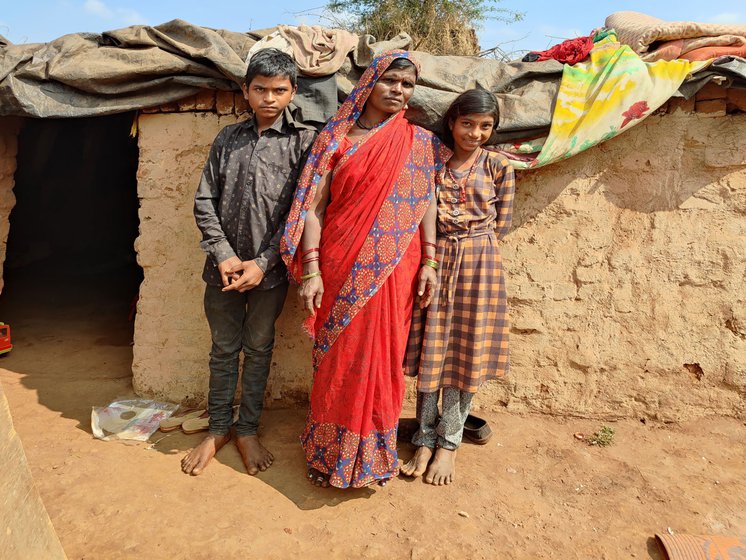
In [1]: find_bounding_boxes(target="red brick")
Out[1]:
[194,89,216,111]
[726,87,746,112]
[668,96,695,113]
[694,81,727,101]
[216,90,234,115]
[177,94,197,112]
[159,101,179,113]
[234,92,249,115]
[695,98,726,117]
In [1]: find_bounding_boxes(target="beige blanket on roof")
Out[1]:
[606,11,746,54]
[278,25,358,76]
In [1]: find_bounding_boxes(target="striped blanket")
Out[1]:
[606,11,746,60]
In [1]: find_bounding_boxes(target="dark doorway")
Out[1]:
[0,113,142,417]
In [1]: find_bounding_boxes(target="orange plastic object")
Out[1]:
[0,323,12,355]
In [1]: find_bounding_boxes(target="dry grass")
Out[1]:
[361,1,481,55]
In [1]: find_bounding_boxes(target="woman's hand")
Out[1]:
[299,276,324,316]
[417,265,438,308]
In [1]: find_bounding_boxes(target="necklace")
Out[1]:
[446,148,481,203]
[355,116,378,130]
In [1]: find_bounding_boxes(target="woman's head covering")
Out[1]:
[281,50,420,273]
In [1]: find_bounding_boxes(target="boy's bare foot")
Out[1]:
[424,447,456,486]
[307,467,330,487]
[235,434,273,475]
[181,433,231,476]
[400,446,433,478]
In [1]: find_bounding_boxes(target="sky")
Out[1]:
[1,0,744,57]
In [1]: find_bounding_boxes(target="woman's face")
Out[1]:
[367,65,417,115]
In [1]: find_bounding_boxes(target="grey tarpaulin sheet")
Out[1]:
[677,56,746,98]
[0,19,563,136]
[3,20,742,135]
[0,21,257,118]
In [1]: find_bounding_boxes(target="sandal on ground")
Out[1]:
[159,409,206,432]
[463,414,492,445]
[181,415,210,435]
[181,406,239,435]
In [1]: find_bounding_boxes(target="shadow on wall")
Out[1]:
[594,122,741,214]
[484,113,745,419]
[510,114,742,227]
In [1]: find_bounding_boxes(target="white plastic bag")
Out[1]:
[91,399,178,441]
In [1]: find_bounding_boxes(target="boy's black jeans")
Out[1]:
[203,282,288,436]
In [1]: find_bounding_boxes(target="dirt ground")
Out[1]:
[1,271,745,560]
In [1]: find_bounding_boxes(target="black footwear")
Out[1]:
[463,414,492,445]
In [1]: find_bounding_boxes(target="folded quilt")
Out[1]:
[606,11,746,55]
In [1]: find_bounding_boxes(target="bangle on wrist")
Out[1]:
[301,271,322,281]
[421,258,439,270]
[422,241,437,249]
[302,247,320,257]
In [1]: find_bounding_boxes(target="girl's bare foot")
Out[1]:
[235,435,273,475]
[181,433,231,476]
[400,446,433,478]
[424,447,456,486]
[307,467,330,487]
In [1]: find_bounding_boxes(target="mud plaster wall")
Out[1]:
[134,109,746,421]
[0,117,22,295]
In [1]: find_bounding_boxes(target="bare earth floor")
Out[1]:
[1,276,745,559]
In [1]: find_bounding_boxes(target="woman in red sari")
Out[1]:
[281,51,448,488]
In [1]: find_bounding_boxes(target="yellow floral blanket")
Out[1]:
[497,32,707,170]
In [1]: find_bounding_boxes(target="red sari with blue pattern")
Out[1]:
[281,51,446,488]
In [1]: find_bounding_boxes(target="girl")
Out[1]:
[402,89,515,485]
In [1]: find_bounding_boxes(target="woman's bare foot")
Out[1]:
[400,446,433,478]
[181,433,231,476]
[235,435,273,475]
[307,467,330,488]
[424,447,456,486]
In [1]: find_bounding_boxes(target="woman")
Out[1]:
[281,51,448,489]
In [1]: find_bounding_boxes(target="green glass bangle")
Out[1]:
[422,258,439,270]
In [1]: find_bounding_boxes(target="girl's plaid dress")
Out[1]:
[406,149,515,393]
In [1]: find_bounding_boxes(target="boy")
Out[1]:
[182,48,316,476]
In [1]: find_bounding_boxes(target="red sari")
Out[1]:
[281,52,447,488]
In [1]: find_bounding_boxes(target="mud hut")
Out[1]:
[0,19,744,423]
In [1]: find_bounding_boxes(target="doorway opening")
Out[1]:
[0,112,142,409]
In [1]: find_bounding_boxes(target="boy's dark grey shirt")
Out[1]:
[194,109,317,290]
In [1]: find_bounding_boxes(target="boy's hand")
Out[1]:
[222,260,265,293]
[217,256,243,287]
[299,276,324,316]
[417,265,438,308]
